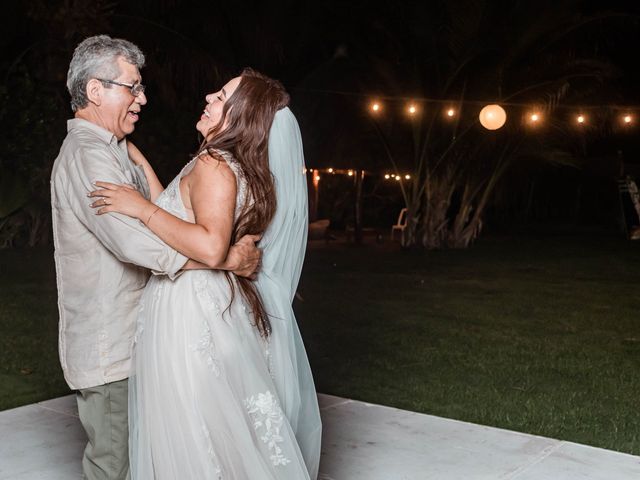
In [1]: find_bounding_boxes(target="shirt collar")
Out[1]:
[67,118,126,150]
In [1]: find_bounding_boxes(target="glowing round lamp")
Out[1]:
[479,104,507,130]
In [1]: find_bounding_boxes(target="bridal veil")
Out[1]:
[257,107,322,479]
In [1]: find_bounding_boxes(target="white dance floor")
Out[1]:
[1,393,638,479]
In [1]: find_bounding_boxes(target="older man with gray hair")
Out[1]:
[51,35,260,479]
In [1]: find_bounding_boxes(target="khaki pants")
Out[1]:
[77,379,130,480]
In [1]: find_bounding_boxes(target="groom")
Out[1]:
[51,35,260,480]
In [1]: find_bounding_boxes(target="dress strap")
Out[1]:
[195,148,248,219]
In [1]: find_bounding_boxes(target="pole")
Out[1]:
[354,169,364,244]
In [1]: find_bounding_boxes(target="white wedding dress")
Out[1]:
[129,108,321,479]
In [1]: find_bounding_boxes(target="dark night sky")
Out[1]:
[4,1,640,93]
[3,0,640,172]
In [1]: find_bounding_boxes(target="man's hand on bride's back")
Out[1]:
[228,234,262,279]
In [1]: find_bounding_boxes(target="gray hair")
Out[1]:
[66,35,145,112]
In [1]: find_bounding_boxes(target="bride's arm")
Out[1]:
[182,259,211,270]
[181,234,260,275]
[127,141,164,201]
[90,155,249,272]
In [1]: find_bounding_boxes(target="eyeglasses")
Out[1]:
[96,78,146,97]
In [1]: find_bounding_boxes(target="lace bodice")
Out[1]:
[155,149,247,222]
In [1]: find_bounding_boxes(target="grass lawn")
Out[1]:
[295,232,640,455]
[0,247,66,409]
[1,232,639,454]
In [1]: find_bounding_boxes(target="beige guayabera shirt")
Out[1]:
[51,118,187,390]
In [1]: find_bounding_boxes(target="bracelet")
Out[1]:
[145,206,160,225]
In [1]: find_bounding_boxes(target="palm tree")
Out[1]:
[354,0,631,248]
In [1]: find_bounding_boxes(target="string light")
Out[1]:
[312,100,640,187]
[524,112,543,128]
[383,172,413,181]
[363,95,640,130]
[479,104,507,130]
[306,168,414,181]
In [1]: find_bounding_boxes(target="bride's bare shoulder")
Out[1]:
[186,150,236,185]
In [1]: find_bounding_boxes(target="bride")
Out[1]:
[89,68,321,479]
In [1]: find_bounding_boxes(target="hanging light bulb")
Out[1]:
[370,102,381,113]
[328,168,334,173]
[405,174,411,180]
[348,170,354,176]
[577,114,586,124]
[479,104,507,130]
[524,111,543,127]
[446,108,456,117]
[384,174,390,180]
[623,114,633,124]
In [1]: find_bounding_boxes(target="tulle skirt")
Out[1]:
[129,270,321,479]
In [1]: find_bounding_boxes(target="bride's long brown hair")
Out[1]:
[199,68,289,337]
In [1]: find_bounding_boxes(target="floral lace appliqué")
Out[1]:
[263,338,275,380]
[194,273,222,316]
[214,150,249,222]
[201,423,223,478]
[190,321,221,377]
[245,391,290,467]
[191,273,222,376]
